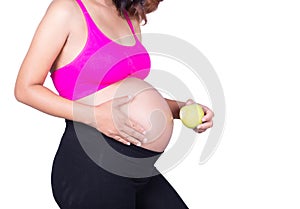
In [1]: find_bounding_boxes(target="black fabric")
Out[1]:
[51,120,189,209]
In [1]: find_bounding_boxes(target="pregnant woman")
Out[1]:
[15,0,214,208]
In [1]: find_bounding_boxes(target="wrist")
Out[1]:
[72,101,97,127]
[165,98,186,119]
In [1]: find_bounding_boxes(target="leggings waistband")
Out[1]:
[64,119,163,178]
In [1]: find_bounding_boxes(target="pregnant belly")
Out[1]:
[76,77,174,152]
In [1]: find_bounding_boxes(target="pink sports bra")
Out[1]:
[50,0,151,100]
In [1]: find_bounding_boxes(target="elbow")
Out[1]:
[14,84,24,103]
[14,81,28,104]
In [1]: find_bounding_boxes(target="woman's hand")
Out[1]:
[93,95,146,146]
[184,99,214,133]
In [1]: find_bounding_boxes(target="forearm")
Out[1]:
[14,84,94,125]
[165,98,185,119]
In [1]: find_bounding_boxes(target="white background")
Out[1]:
[1,0,300,208]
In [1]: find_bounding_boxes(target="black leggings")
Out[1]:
[51,120,189,209]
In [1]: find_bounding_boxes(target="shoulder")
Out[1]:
[31,0,81,47]
[38,0,82,35]
[45,0,78,20]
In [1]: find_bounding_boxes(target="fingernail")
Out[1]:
[142,130,146,135]
[127,142,131,145]
[202,118,206,122]
[197,124,202,129]
[142,138,148,143]
[136,142,141,146]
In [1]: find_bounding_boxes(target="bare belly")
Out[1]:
[76,77,174,152]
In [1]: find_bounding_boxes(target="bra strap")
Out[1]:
[123,10,137,37]
[75,0,97,32]
[75,0,89,15]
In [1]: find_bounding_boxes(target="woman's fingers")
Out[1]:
[113,135,131,145]
[115,114,146,141]
[200,105,214,122]
[112,132,140,147]
[124,123,146,142]
[118,130,142,146]
[125,118,145,134]
[193,120,213,133]
[117,118,146,145]
[107,95,149,146]
[182,102,214,133]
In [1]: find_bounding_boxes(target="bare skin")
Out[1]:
[14,0,214,148]
[77,77,175,152]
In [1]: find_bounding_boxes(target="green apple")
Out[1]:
[179,103,204,129]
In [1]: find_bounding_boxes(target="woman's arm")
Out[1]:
[164,98,185,119]
[14,0,145,145]
[14,0,88,122]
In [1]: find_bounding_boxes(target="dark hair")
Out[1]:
[112,0,163,24]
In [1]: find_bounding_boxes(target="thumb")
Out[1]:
[185,98,195,105]
[112,95,133,106]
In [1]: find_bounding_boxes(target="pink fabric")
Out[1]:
[50,0,151,100]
